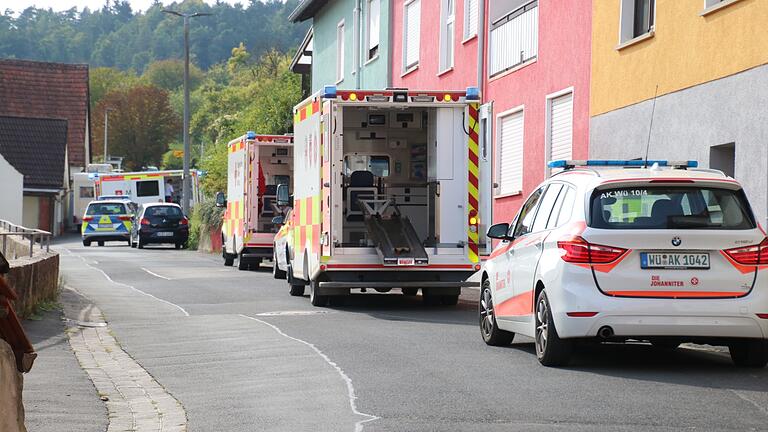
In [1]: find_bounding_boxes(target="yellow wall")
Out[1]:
[590,0,768,116]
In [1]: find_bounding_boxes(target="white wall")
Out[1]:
[0,154,23,224]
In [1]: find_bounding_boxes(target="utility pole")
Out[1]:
[103,107,114,163]
[163,9,211,215]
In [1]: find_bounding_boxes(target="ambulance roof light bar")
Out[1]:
[548,160,699,170]
[246,131,256,139]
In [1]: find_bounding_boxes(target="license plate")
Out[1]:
[98,224,113,229]
[157,232,174,237]
[397,258,415,266]
[640,252,709,269]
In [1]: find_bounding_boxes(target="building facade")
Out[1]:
[589,0,768,224]
[290,0,392,94]
[0,153,23,225]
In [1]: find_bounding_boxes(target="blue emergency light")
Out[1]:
[466,87,480,101]
[323,85,337,99]
[547,160,699,169]
[246,131,256,139]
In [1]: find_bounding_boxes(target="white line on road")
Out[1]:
[62,248,190,317]
[141,267,173,280]
[239,314,378,432]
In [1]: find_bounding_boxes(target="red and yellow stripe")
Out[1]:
[467,103,480,263]
[223,199,243,238]
[294,98,321,124]
[228,139,246,154]
[293,195,322,256]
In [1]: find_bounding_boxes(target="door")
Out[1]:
[479,102,493,255]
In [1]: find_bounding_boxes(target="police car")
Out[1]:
[480,160,768,367]
[81,200,133,246]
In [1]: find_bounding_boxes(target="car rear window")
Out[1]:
[590,186,755,230]
[87,203,126,215]
[145,206,183,218]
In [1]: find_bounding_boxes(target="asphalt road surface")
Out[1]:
[55,236,768,432]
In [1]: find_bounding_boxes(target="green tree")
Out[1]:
[143,58,204,92]
[89,66,140,111]
[93,85,180,170]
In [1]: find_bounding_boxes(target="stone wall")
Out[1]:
[5,254,59,319]
[0,338,26,432]
[197,226,222,254]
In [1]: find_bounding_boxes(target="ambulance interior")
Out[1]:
[339,105,468,264]
[253,143,293,234]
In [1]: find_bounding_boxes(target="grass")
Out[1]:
[27,299,61,320]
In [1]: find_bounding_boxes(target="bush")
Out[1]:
[188,198,224,250]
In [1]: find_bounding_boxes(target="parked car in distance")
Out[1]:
[130,203,189,249]
[479,160,768,368]
[81,200,133,247]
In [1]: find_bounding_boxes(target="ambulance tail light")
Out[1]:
[723,238,768,265]
[82,216,94,222]
[180,217,189,226]
[557,236,627,264]
[140,218,151,226]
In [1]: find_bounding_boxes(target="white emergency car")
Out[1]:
[480,160,768,367]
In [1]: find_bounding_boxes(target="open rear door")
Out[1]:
[479,103,493,256]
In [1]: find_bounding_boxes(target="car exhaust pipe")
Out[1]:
[597,326,614,339]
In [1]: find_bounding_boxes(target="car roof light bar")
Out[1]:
[548,160,699,169]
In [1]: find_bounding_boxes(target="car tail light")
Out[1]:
[140,218,151,226]
[757,313,768,319]
[82,216,94,222]
[180,218,189,225]
[723,238,768,265]
[566,312,599,317]
[118,215,132,221]
[557,235,627,264]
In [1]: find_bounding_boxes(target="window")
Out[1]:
[146,206,183,218]
[336,20,345,83]
[489,1,538,77]
[403,0,421,70]
[439,0,455,71]
[344,155,390,177]
[554,186,576,227]
[86,203,127,215]
[367,0,380,60]
[590,187,754,230]
[620,0,654,43]
[136,180,160,197]
[463,0,478,39]
[79,186,94,198]
[547,91,573,174]
[497,109,524,195]
[273,175,290,186]
[709,143,735,178]
[511,187,544,238]
[532,184,563,232]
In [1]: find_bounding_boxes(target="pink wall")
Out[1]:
[390,0,592,227]
[391,0,479,90]
[486,1,592,224]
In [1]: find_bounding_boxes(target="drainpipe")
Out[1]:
[476,0,486,103]
[354,0,362,89]
[386,0,393,87]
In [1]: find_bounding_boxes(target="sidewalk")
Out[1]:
[22,287,107,432]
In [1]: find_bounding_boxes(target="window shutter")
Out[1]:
[369,0,380,51]
[465,0,478,37]
[549,92,573,163]
[499,111,524,195]
[405,0,421,68]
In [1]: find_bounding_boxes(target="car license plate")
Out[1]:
[397,258,415,266]
[640,252,709,269]
[157,232,174,237]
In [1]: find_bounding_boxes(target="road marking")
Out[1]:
[255,310,331,316]
[62,248,190,317]
[239,314,378,432]
[141,267,173,280]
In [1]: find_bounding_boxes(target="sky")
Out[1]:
[7,0,244,13]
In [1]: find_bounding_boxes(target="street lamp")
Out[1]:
[162,9,211,216]
[103,107,115,163]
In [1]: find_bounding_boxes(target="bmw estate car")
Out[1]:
[81,200,133,246]
[479,160,768,367]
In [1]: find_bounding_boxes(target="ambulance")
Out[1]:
[217,132,294,270]
[286,86,489,307]
[94,170,201,207]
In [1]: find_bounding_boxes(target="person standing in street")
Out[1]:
[165,179,175,203]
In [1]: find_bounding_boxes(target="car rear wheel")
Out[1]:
[288,265,305,296]
[273,249,287,279]
[479,279,515,346]
[535,290,572,367]
[174,243,181,250]
[309,279,328,307]
[729,340,768,367]
[98,241,104,247]
[126,239,131,247]
[83,240,91,247]
[137,238,145,249]
[238,256,249,271]
[402,288,418,296]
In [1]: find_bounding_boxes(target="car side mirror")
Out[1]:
[215,191,226,208]
[271,215,285,225]
[487,223,511,240]
[276,184,290,206]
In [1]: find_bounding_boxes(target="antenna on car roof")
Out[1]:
[643,84,659,168]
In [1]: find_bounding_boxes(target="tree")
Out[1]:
[92,85,180,170]
[89,66,140,111]
[143,58,204,92]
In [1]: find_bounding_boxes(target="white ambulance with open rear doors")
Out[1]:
[95,169,200,207]
[217,132,294,271]
[286,86,490,306]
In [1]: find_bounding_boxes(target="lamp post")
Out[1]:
[162,9,211,216]
[103,107,114,163]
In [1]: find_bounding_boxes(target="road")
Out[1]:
[54,236,768,432]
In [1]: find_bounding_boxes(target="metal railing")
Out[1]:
[0,220,51,259]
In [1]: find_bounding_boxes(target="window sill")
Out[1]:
[461,34,477,45]
[615,30,654,51]
[701,0,744,16]
[437,67,454,77]
[488,58,537,83]
[364,55,379,67]
[401,64,419,78]
[494,191,522,199]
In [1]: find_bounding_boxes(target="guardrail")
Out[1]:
[0,220,51,259]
